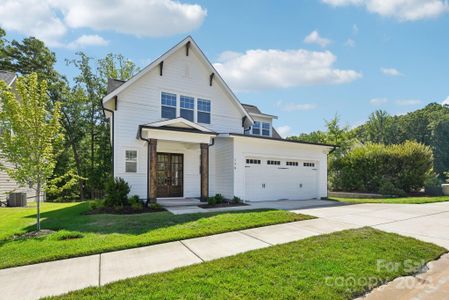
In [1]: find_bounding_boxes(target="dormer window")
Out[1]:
[262,122,270,136]
[252,121,271,136]
[180,95,194,122]
[252,121,261,135]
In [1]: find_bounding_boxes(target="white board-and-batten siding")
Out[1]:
[112,46,245,198]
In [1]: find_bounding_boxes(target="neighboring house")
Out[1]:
[0,71,35,201]
[102,37,335,202]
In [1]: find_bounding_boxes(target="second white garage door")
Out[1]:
[244,158,319,201]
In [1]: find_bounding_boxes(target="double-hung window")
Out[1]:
[262,122,270,136]
[252,121,261,135]
[125,150,137,173]
[161,92,177,119]
[197,99,211,124]
[180,96,194,122]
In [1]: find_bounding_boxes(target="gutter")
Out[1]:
[329,145,338,154]
[101,97,115,176]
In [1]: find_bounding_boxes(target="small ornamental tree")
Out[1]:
[0,73,63,230]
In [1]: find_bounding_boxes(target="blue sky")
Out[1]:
[1,0,449,136]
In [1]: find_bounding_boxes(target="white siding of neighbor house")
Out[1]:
[0,162,35,201]
[232,136,329,200]
[112,46,245,198]
[209,137,234,199]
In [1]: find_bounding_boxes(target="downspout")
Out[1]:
[101,97,115,177]
[138,125,152,206]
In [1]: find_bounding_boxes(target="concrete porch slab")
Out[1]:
[0,255,99,300]
[100,241,202,285]
[182,231,269,261]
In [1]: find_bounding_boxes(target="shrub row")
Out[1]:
[331,141,433,195]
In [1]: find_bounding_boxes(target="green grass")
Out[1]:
[330,196,449,204]
[50,228,446,300]
[0,202,313,269]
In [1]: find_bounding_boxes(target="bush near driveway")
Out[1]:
[49,228,445,300]
[332,141,433,194]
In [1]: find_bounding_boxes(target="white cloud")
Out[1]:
[67,34,109,49]
[381,67,403,76]
[396,99,422,105]
[370,97,388,105]
[0,0,66,46]
[322,0,449,21]
[442,96,449,105]
[213,48,362,91]
[0,0,207,47]
[276,125,293,138]
[304,30,332,47]
[345,38,356,47]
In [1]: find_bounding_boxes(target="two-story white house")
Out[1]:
[102,37,335,203]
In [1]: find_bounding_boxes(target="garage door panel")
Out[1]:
[244,159,318,201]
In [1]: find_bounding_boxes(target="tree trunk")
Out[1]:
[71,142,85,200]
[36,181,41,231]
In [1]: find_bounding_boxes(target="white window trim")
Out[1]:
[159,89,212,124]
[125,149,138,173]
[251,121,271,137]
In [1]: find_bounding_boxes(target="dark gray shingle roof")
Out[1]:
[107,78,126,94]
[242,103,262,115]
[0,71,16,86]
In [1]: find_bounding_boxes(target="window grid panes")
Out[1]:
[303,162,315,167]
[180,95,194,122]
[246,159,261,164]
[262,122,270,136]
[286,161,299,166]
[267,160,280,165]
[252,121,261,135]
[161,92,177,119]
[197,99,211,124]
[125,150,137,173]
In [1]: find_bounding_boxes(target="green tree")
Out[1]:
[0,73,63,230]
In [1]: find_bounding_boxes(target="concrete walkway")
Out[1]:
[164,198,345,215]
[0,218,360,300]
[1,201,449,299]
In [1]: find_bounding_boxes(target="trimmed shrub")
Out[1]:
[214,194,224,204]
[332,141,433,194]
[378,180,407,197]
[207,196,216,206]
[104,177,130,208]
[128,195,142,209]
[232,196,242,204]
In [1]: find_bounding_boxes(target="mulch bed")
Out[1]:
[13,229,55,240]
[198,202,248,209]
[86,206,166,215]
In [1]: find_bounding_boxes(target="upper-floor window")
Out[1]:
[262,122,270,136]
[252,121,271,136]
[125,150,137,172]
[197,99,211,124]
[252,121,261,135]
[161,92,176,119]
[180,96,194,122]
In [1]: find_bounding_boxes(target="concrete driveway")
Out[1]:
[293,201,449,249]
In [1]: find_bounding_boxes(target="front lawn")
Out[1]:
[0,202,313,269]
[50,228,445,300]
[330,196,449,204]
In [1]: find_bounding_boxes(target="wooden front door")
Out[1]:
[156,153,183,197]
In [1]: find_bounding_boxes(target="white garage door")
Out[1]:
[244,158,319,201]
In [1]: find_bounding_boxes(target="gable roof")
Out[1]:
[143,117,214,133]
[242,103,278,119]
[107,78,125,94]
[102,36,253,125]
[0,71,17,86]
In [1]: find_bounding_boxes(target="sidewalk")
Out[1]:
[0,218,360,300]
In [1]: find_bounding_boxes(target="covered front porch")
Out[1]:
[139,118,217,202]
